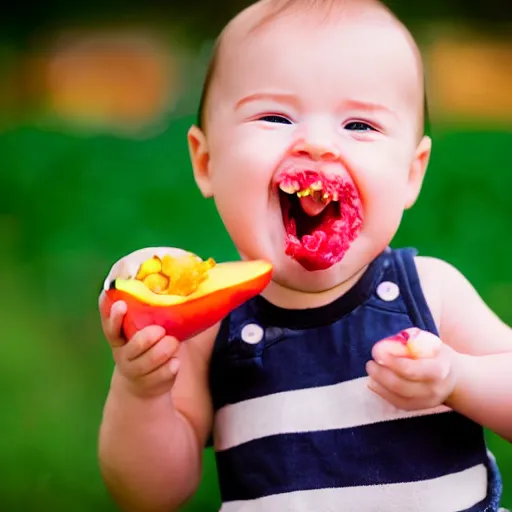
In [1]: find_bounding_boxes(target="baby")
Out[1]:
[98,0,512,510]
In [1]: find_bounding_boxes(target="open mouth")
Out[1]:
[276,169,363,271]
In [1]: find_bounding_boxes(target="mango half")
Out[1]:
[102,247,273,342]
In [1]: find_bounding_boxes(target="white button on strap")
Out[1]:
[241,323,264,344]
[376,281,400,302]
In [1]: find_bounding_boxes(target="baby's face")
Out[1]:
[189,9,430,292]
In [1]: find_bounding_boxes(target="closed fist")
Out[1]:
[366,328,457,411]
[99,292,181,399]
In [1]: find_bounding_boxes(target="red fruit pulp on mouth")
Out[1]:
[277,170,363,271]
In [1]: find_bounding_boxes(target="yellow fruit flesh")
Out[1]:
[116,259,272,306]
[134,254,216,296]
[135,256,162,280]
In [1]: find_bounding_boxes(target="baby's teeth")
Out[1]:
[279,183,297,194]
[297,188,311,198]
[279,179,340,203]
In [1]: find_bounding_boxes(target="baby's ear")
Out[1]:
[405,135,432,209]
[188,125,213,198]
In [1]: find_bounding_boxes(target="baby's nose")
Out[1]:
[291,124,340,161]
[292,140,340,161]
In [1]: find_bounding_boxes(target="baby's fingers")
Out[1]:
[367,360,431,397]
[129,358,181,399]
[124,326,171,361]
[123,334,179,379]
[99,292,127,348]
[373,329,442,365]
[382,351,451,383]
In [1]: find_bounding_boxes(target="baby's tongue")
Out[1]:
[299,196,330,217]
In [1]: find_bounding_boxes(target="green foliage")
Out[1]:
[0,0,508,47]
[1,118,511,510]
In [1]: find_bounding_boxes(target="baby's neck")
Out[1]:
[261,265,368,310]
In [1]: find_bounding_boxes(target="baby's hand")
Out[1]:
[99,291,180,399]
[366,328,457,411]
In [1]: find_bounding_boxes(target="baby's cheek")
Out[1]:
[215,182,266,239]
[236,124,287,155]
[360,181,407,238]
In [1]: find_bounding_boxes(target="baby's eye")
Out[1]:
[344,121,376,132]
[258,115,292,124]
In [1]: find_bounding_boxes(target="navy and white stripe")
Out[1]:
[214,376,451,451]
[219,465,488,512]
[213,380,488,509]
[209,248,501,511]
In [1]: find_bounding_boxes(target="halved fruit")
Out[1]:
[101,247,273,341]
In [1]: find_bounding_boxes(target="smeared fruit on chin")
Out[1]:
[101,247,272,342]
[276,169,363,271]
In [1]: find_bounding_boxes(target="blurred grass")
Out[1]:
[0,116,510,510]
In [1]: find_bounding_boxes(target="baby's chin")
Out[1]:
[256,260,365,311]
[237,236,349,291]
[283,256,350,289]
[272,233,387,298]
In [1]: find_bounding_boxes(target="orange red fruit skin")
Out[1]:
[102,267,272,342]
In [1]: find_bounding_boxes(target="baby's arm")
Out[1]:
[98,322,218,512]
[417,256,512,442]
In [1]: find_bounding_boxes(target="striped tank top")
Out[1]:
[208,247,503,511]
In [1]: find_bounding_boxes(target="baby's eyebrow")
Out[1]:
[341,99,397,118]
[235,92,300,110]
[234,93,398,119]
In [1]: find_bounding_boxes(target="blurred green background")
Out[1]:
[0,1,511,510]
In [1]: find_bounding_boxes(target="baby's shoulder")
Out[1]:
[413,255,469,296]
[412,255,466,334]
[413,253,512,355]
